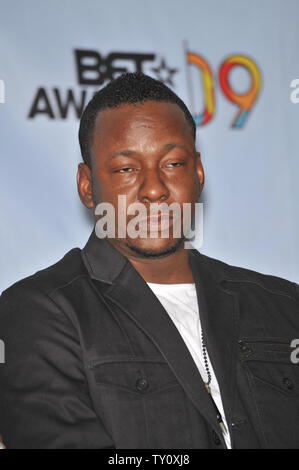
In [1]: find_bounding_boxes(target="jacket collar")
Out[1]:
[82,230,128,284]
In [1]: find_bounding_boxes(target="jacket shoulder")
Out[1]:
[191,249,299,300]
[1,247,88,302]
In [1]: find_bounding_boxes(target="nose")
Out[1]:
[138,167,170,203]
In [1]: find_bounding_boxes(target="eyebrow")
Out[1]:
[107,143,190,161]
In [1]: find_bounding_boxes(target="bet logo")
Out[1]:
[75,50,156,86]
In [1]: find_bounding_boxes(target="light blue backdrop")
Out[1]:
[0,0,298,293]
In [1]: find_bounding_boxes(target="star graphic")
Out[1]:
[151,58,178,87]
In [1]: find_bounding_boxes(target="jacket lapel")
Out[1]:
[189,251,239,427]
[82,232,238,443]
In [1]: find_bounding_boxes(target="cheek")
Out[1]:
[170,174,200,201]
[97,172,140,198]
[92,185,137,216]
[90,172,121,204]
[186,169,201,196]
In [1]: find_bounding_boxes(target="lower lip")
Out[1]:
[138,217,175,232]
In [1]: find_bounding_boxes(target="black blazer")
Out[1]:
[0,231,299,449]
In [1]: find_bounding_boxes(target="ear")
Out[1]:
[196,151,205,196]
[77,163,94,209]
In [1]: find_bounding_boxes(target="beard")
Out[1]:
[124,236,185,259]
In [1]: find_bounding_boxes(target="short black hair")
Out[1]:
[79,72,196,168]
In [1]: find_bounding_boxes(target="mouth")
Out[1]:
[137,213,176,233]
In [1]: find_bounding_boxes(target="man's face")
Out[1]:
[77,100,204,258]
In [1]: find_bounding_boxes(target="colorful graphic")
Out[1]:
[186,53,215,126]
[219,55,262,128]
[186,50,262,129]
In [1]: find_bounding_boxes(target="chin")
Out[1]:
[124,237,185,258]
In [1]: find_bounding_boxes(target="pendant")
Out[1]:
[204,383,228,436]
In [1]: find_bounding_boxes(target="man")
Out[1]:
[0,73,299,449]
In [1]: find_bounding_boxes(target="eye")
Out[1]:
[165,162,186,168]
[113,167,135,173]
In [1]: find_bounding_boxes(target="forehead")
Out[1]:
[92,101,194,152]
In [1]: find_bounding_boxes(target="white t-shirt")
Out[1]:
[146,282,232,449]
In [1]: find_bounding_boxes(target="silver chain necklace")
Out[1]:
[201,330,228,436]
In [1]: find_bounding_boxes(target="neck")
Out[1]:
[108,239,195,284]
